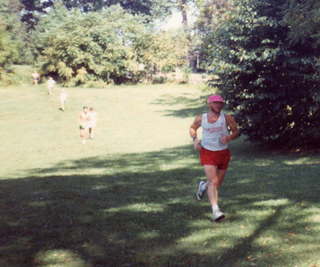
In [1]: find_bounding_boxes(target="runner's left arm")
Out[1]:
[224,114,240,143]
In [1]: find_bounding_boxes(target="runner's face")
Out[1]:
[209,102,224,113]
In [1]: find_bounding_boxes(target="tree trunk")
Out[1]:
[178,0,188,30]
[177,0,194,70]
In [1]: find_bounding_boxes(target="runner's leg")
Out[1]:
[88,127,92,138]
[80,128,86,144]
[217,169,227,187]
[204,165,219,207]
[204,165,225,221]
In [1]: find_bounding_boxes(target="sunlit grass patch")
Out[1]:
[34,249,89,267]
[252,198,291,207]
[106,203,165,213]
[283,157,320,165]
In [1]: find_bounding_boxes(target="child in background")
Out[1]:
[79,106,89,144]
[59,88,68,111]
[87,107,97,139]
[32,71,40,85]
[47,77,56,95]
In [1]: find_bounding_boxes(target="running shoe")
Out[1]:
[195,180,207,200]
[213,210,225,222]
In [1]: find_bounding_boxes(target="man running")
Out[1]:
[87,107,97,139]
[79,106,89,144]
[59,88,68,111]
[189,95,239,222]
[47,77,56,95]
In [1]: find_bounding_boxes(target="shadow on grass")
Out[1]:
[1,144,320,266]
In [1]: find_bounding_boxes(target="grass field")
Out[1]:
[0,82,320,267]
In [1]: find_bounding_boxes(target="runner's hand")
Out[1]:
[220,135,231,145]
[193,138,202,151]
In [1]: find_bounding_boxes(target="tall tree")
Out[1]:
[173,0,198,70]
[0,0,30,64]
[20,0,52,29]
[282,0,320,43]
[208,0,320,148]
[193,0,231,70]
[0,0,23,32]
[177,0,189,30]
[20,0,173,29]
[0,27,19,83]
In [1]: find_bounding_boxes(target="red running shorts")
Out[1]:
[200,147,231,170]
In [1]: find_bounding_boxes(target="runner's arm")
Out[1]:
[225,114,240,142]
[189,115,202,140]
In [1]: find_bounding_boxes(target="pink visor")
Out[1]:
[207,95,225,103]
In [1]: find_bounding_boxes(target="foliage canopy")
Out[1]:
[32,3,187,86]
[208,0,320,148]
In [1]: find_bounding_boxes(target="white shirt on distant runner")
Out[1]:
[87,110,97,128]
[60,89,68,101]
[47,78,56,88]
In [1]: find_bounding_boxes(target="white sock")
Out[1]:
[212,204,219,213]
[200,181,208,191]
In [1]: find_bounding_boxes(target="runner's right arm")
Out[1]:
[190,115,202,151]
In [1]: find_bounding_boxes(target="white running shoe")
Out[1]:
[213,210,225,222]
[195,181,207,200]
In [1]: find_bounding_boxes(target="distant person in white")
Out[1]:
[87,107,97,139]
[79,106,89,144]
[47,77,56,95]
[59,88,68,111]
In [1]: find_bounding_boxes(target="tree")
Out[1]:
[20,0,173,29]
[193,0,231,70]
[0,0,23,28]
[0,27,19,83]
[208,0,320,148]
[140,29,189,74]
[174,0,196,70]
[0,0,33,64]
[32,3,185,85]
[282,0,320,44]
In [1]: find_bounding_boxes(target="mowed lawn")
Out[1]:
[0,83,319,267]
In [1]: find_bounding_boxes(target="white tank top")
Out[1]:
[201,112,229,151]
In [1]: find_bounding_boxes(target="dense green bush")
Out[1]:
[208,0,320,148]
[0,27,19,84]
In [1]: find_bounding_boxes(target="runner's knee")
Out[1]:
[207,178,219,188]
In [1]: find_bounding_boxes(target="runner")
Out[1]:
[32,71,40,85]
[87,107,97,139]
[79,106,89,144]
[59,88,68,111]
[47,77,56,95]
[189,95,239,222]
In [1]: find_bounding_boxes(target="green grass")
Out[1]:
[0,82,319,267]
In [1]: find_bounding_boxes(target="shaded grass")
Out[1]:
[0,84,320,267]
